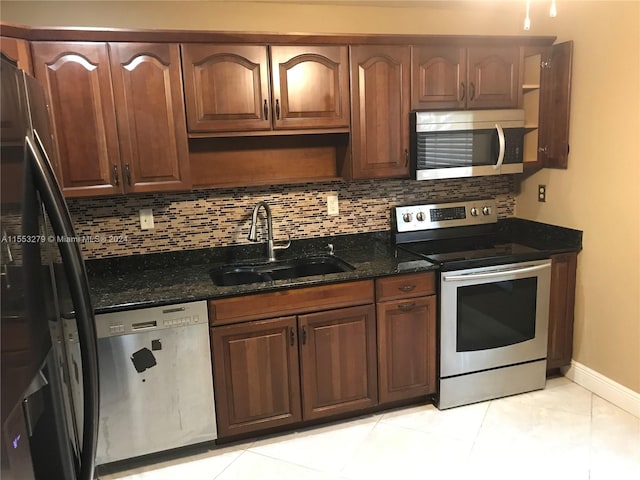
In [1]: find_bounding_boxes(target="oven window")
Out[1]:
[456,277,537,352]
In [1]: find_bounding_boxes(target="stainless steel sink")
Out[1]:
[210,255,354,286]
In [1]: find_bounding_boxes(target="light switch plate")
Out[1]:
[139,208,154,229]
[327,195,339,216]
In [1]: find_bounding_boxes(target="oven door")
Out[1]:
[440,259,551,378]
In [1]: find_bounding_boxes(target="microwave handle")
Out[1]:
[494,123,506,170]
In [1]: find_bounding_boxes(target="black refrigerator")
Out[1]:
[1,58,99,479]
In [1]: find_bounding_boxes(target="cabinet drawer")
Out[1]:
[375,272,435,302]
[209,280,374,325]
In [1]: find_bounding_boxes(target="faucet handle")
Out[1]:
[273,233,291,251]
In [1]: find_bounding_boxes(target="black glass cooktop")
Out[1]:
[398,235,543,268]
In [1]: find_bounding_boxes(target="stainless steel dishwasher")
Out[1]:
[95,300,216,465]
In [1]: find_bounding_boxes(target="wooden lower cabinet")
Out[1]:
[211,316,302,438]
[547,252,578,369]
[211,303,378,437]
[299,305,378,420]
[377,296,436,403]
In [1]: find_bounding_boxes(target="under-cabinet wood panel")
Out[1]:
[0,36,33,74]
[209,280,375,325]
[298,304,378,420]
[211,316,302,437]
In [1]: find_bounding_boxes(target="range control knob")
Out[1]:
[470,207,479,217]
[482,206,492,216]
[416,211,426,222]
[402,212,413,223]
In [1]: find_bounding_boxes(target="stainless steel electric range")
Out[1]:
[393,199,552,409]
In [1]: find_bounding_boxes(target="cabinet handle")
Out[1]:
[301,326,307,345]
[398,302,416,312]
[263,99,268,120]
[469,82,476,101]
[112,164,119,186]
[404,149,409,167]
[275,99,280,120]
[289,327,295,346]
[398,284,416,292]
[460,82,466,101]
[124,163,131,186]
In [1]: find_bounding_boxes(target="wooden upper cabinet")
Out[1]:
[1,36,33,74]
[539,41,573,169]
[181,44,349,134]
[181,44,270,133]
[108,43,191,193]
[412,45,519,110]
[349,45,410,180]
[466,46,520,109]
[298,304,377,420]
[270,46,349,129]
[411,46,465,110]
[31,42,122,197]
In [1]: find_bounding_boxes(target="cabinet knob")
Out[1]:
[289,327,295,346]
[263,99,268,120]
[124,163,131,187]
[275,99,280,120]
[460,82,466,101]
[469,82,476,101]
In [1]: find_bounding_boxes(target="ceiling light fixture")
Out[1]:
[524,0,558,30]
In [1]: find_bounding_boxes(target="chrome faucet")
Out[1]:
[248,201,290,262]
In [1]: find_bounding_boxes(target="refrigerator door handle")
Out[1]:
[26,133,100,480]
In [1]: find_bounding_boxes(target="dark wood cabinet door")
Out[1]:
[411,46,465,110]
[109,43,191,193]
[539,41,573,169]
[547,253,577,370]
[349,45,410,179]
[32,42,122,197]
[298,304,377,420]
[467,46,520,109]
[181,44,270,132]
[211,317,302,438]
[1,36,33,74]
[377,296,436,403]
[270,46,349,130]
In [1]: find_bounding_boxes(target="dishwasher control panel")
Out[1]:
[95,301,208,338]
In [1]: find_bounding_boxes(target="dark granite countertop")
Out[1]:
[86,231,436,314]
[86,219,582,314]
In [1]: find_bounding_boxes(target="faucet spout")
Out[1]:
[248,201,289,262]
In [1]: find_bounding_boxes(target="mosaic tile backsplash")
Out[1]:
[68,176,516,259]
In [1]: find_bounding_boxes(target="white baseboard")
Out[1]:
[562,361,640,418]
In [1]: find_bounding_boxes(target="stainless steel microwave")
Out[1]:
[411,109,525,181]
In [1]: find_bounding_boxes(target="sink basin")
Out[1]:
[210,255,355,286]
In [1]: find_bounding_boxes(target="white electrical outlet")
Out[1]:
[139,208,154,230]
[327,195,339,216]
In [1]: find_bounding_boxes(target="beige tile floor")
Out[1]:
[100,377,640,480]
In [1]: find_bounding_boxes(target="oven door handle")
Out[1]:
[493,123,506,170]
[442,263,549,282]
